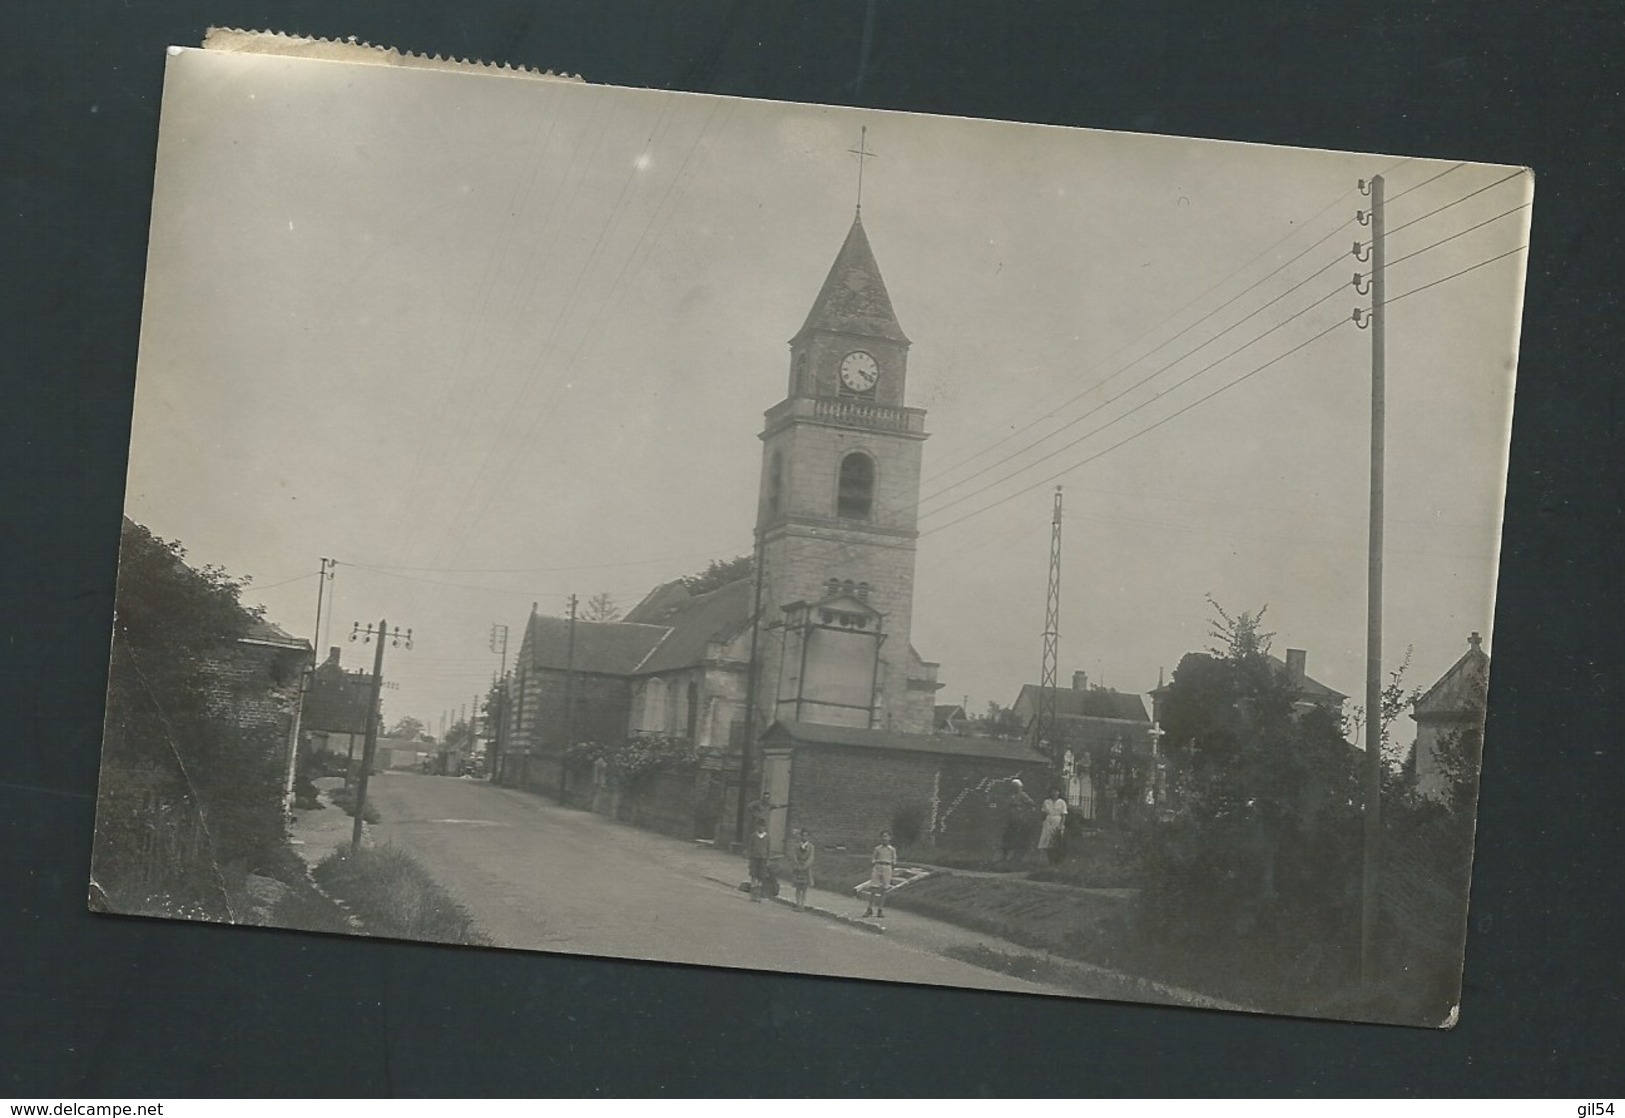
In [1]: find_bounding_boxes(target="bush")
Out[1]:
[1025,828,1146,889]
[328,785,381,825]
[890,801,929,847]
[313,846,490,945]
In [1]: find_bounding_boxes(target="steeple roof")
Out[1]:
[794,215,910,345]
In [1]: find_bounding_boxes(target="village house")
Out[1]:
[1010,669,1153,822]
[1407,632,1490,802]
[299,646,375,771]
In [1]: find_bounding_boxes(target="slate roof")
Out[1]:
[626,577,753,676]
[793,215,910,345]
[762,720,1048,764]
[1014,684,1149,723]
[522,614,669,676]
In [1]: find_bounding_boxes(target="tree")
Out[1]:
[95,519,292,918]
[444,717,475,752]
[388,715,428,741]
[581,592,620,622]
[972,701,1026,739]
[680,555,753,595]
[1143,600,1362,982]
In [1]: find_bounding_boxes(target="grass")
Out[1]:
[942,944,1215,1006]
[266,871,356,935]
[887,873,1132,960]
[313,846,491,946]
[328,784,381,825]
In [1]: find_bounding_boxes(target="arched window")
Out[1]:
[837,452,875,520]
[767,451,784,516]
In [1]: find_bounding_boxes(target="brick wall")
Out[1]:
[519,669,633,752]
[785,745,1051,854]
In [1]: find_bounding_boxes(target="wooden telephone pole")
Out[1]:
[348,618,412,853]
[1355,174,1387,988]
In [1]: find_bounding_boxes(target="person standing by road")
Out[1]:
[1038,787,1069,864]
[862,830,897,919]
[789,828,816,911]
[747,822,772,902]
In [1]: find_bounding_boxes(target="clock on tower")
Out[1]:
[753,211,937,735]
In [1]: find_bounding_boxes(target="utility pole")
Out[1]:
[1036,486,1064,758]
[561,594,578,801]
[1355,174,1387,989]
[283,557,335,818]
[348,618,412,853]
[489,622,509,781]
[735,528,767,846]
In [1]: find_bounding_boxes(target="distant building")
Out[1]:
[299,646,376,771]
[1012,670,1153,822]
[1408,633,1490,803]
[933,703,969,734]
[759,720,1051,850]
[1148,648,1346,727]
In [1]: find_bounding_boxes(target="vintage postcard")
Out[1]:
[93,36,1530,1027]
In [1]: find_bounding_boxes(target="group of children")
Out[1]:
[746,823,898,919]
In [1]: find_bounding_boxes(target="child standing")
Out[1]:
[790,828,816,911]
[863,830,897,918]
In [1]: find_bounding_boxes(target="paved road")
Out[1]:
[363,773,1065,996]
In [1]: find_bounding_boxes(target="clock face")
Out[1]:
[839,351,880,392]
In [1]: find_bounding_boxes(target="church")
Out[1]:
[494,209,1051,851]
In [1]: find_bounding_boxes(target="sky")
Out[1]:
[123,47,1531,738]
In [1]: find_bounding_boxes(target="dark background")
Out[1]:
[5,0,1621,1097]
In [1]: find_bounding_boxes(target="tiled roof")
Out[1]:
[763,720,1048,764]
[242,617,311,650]
[628,578,753,675]
[1015,684,1149,723]
[523,613,669,676]
[1264,653,1347,702]
[793,215,910,345]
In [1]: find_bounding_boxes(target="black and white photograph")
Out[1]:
[91,36,1531,1029]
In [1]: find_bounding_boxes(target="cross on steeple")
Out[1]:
[847,125,876,213]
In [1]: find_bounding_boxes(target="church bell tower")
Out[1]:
[753,211,938,733]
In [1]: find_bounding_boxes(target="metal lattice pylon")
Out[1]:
[1036,486,1063,755]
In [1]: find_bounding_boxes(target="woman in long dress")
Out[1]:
[1037,789,1068,864]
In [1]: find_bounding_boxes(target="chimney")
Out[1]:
[1285,649,1307,687]
[1072,670,1088,691]
[326,647,341,666]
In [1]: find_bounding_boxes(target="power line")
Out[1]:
[917,230,1528,541]
[1386,243,1529,306]
[923,179,1533,523]
[1383,161,1465,203]
[925,165,1408,488]
[1384,201,1532,269]
[920,275,1354,523]
[922,316,1354,539]
[1375,168,1527,241]
[921,247,1354,513]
